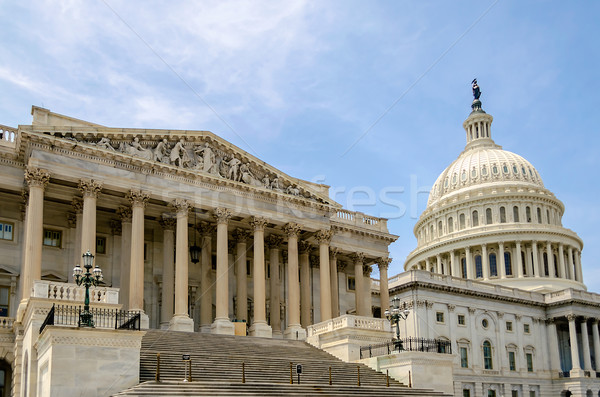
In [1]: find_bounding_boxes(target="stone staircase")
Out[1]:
[113,329,449,396]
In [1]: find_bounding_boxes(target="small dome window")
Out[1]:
[503,164,509,174]
[492,164,499,175]
[471,167,478,178]
[452,173,458,184]
[481,165,488,176]
[444,178,449,188]
[461,170,467,181]
[512,165,518,174]
[521,166,527,176]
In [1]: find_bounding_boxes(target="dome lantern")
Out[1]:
[463,79,494,148]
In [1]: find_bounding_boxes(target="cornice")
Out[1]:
[330,223,398,242]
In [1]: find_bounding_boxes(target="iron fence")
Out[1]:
[360,337,452,359]
[40,304,141,333]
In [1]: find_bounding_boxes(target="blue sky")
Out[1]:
[2,1,599,291]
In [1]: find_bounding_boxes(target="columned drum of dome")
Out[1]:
[404,89,585,293]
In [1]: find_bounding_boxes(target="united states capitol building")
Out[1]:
[0,84,598,397]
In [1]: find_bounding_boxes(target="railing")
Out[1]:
[39,304,141,334]
[0,125,17,149]
[331,209,389,232]
[0,317,14,329]
[359,337,452,359]
[33,280,120,304]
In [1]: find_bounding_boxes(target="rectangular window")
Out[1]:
[506,321,513,331]
[460,347,468,368]
[529,392,536,397]
[508,351,516,371]
[458,314,466,325]
[524,323,530,334]
[347,276,356,291]
[0,222,14,241]
[488,391,496,397]
[43,229,62,247]
[463,390,471,397]
[96,236,107,254]
[0,286,9,317]
[436,312,444,323]
[512,392,518,397]
[526,353,533,372]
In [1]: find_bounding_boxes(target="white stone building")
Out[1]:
[0,107,396,396]
[390,92,600,397]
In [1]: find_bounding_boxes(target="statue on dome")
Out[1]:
[472,79,481,100]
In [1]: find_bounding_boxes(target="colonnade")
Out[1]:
[19,167,391,336]
[413,240,583,283]
[548,315,600,376]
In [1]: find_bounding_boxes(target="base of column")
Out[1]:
[160,321,170,330]
[139,312,150,330]
[570,368,586,378]
[248,322,272,338]
[200,324,212,333]
[272,330,283,339]
[211,318,235,335]
[169,315,195,332]
[284,325,306,340]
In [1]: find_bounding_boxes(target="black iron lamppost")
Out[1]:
[73,250,103,327]
[384,296,410,350]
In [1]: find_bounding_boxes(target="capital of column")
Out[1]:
[66,213,77,228]
[447,304,456,312]
[337,260,347,272]
[127,190,150,208]
[110,219,122,235]
[213,208,232,224]
[158,216,177,231]
[298,240,312,254]
[170,198,191,215]
[78,179,103,198]
[567,314,578,322]
[498,242,504,248]
[24,167,50,189]
[330,247,339,260]
[465,246,471,254]
[265,234,284,248]
[249,216,268,231]
[283,222,301,237]
[232,228,252,243]
[315,229,333,245]
[309,255,319,268]
[377,257,392,270]
[71,197,84,213]
[195,221,216,237]
[350,252,365,264]
[592,319,599,326]
[363,264,373,277]
[497,311,504,318]
[117,205,133,222]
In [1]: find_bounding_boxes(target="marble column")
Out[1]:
[78,179,102,257]
[425,257,431,273]
[532,241,540,277]
[546,318,561,373]
[377,257,391,318]
[299,241,311,328]
[198,223,214,332]
[575,250,583,283]
[558,243,566,279]
[211,208,234,335]
[363,265,372,317]
[499,242,506,278]
[352,253,365,316]
[547,241,555,278]
[266,234,283,337]
[581,317,593,371]
[249,216,271,337]
[482,244,489,279]
[283,223,305,339]
[127,190,150,328]
[232,229,251,322]
[465,247,473,279]
[19,167,50,311]
[516,241,524,278]
[568,247,575,280]
[568,314,583,374]
[117,206,132,309]
[316,229,333,322]
[170,199,194,332]
[329,248,340,318]
[159,216,176,329]
[450,250,458,277]
[71,198,84,283]
[592,320,600,371]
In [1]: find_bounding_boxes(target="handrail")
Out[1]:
[359,337,452,359]
[38,304,140,333]
[39,304,56,334]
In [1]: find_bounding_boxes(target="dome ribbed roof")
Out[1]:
[427,145,544,206]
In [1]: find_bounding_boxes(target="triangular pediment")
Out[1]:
[41,271,67,282]
[0,265,19,277]
[22,108,339,207]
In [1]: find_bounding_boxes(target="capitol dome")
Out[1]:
[404,91,585,293]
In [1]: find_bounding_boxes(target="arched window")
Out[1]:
[486,208,493,225]
[513,206,520,222]
[472,210,479,227]
[438,221,442,237]
[489,253,497,277]
[448,217,454,233]
[504,252,512,276]
[483,341,493,369]
[537,207,542,223]
[543,253,549,276]
[475,255,483,278]
[526,206,532,223]
[461,257,467,278]
[459,214,466,230]
[499,207,506,223]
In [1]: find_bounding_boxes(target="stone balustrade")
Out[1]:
[307,314,391,337]
[331,209,389,232]
[0,317,14,329]
[0,125,17,148]
[32,280,120,304]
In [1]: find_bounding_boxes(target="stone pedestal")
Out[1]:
[211,318,235,335]
[283,325,307,341]
[249,322,272,338]
[169,314,194,332]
